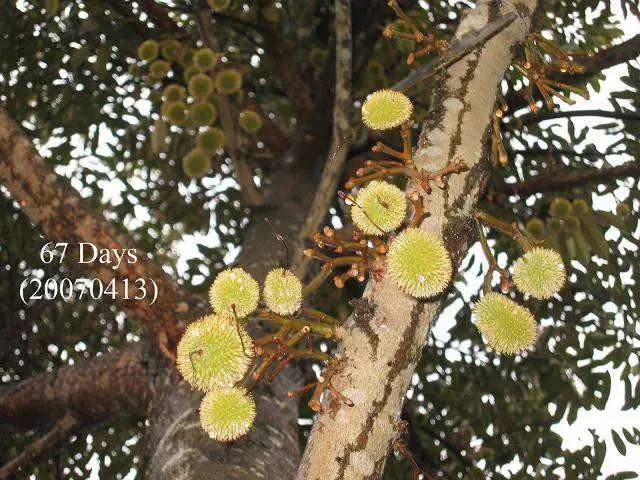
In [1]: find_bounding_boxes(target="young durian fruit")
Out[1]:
[163,101,188,125]
[474,293,537,355]
[263,268,303,316]
[182,149,212,178]
[549,197,572,218]
[571,199,590,215]
[215,69,242,94]
[200,387,256,442]
[207,0,231,12]
[387,228,452,298]
[149,60,171,80]
[183,65,202,83]
[361,89,413,130]
[525,218,545,240]
[194,48,219,71]
[160,39,183,62]
[209,268,260,319]
[176,315,253,391]
[188,73,214,100]
[189,102,217,127]
[138,39,159,62]
[512,247,566,299]
[238,110,263,133]
[162,84,186,103]
[197,127,226,153]
[350,180,406,236]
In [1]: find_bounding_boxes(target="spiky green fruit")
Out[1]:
[194,48,219,71]
[263,268,302,316]
[163,101,187,125]
[200,387,256,442]
[525,218,545,239]
[387,228,452,298]
[512,247,565,299]
[215,69,242,94]
[162,84,186,103]
[474,293,537,355]
[176,315,253,391]
[183,65,202,83]
[550,197,572,217]
[188,73,214,99]
[563,215,580,233]
[160,39,183,61]
[190,102,217,127]
[149,60,170,80]
[210,268,260,319]
[351,180,406,236]
[182,149,212,178]
[361,89,413,130]
[138,39,159,62]
[572,199,590,215]
[207,0,231,12]
[238,110,263,133]
[197,127,226,152]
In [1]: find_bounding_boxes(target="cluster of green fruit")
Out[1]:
[136,37,263,179]
[176,267,303,441]
[525,197,623,266]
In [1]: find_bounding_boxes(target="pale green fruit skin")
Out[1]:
[138,39,159,61]
[200,387,256,442]
[182,149,212,178]
[163,84,186,103]
[194,48,219,71]
[207,0,231,12]
[550,197,572,217]
[149,60,170,79]
[512,247,566,299]
[361,89,413,130]
[215,69,242,94]
[197,128,226,152]
[176,315,253,392]
[160,39,183,61]
[387,228,452,298]
[189,102,217,127]
[351,180,406,236]
[474,293,537,355]
[238,110,263,133]
[188,73,214,99]
[263,268,303,315]
[163,101,187,125]
[209,268,260,319]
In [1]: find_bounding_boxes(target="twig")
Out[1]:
[392,12,517,92]
[293,0,353,274]
[0,415,78,479]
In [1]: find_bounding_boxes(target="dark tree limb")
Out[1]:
[493,161,640,195]
[518,109,640,126]
[580,34,640,74]
[0,345,152,432]
[0,108,192,354]
[0,414,78,480]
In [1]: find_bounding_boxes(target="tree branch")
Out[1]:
[0,414,78,480]
[518,109,640,126]
[0,108,192,354]
[580,34,640,74]
[493,161,640,195]
[293,0,353,274]
[0,345,152,432]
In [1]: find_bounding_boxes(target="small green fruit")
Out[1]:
[549,197,572,217]
[562,215,580,233]
[149,59,170,79]
[351,180,406,236]
[207,0,232,12]
[571,199,590,215]
[525,218,545,239]
[182,149,212,178]
[163,101,187,125]
[194,48,219,71]
[190,102,217,127]
[160,39,183,62]
[474,293,537,355]
[176,315,253,391]
[215,69,242,94]
[263,268,303,316]
[138,39,159,62]
[200,387,256,442]
[162,84,186,103]
[387,228,452,298]
[512,247,566,299]
[209,268,260,319]
[183,65,202,83]
[188,73,214,99]
[197,128,226,152]
[361,89,413,130]
[547,217,563,233]
[238,110,263,133]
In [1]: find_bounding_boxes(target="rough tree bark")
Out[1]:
[296,1,537,478]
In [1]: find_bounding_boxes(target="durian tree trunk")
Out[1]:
[295,1,537,479]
